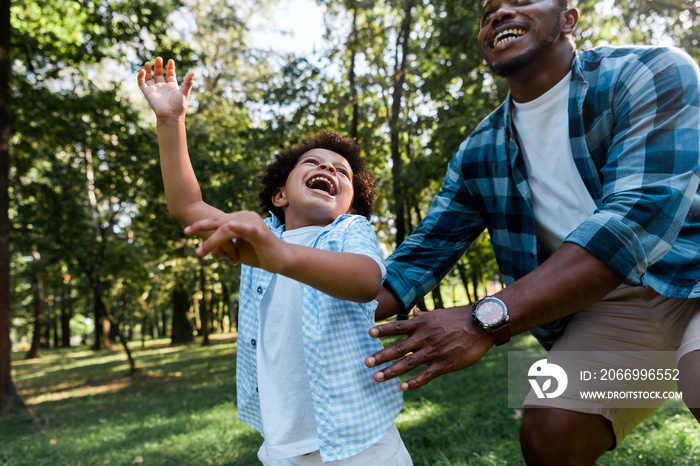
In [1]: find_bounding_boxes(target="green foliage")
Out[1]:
[6,0,700,378]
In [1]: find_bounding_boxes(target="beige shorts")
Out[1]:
[524,285,700,447]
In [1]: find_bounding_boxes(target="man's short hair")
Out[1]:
[259,130,377,223]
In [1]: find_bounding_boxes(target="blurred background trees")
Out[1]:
[1,0,698,410]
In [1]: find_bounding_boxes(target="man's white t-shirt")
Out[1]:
[511,71,598,254]
[257,226,325,459]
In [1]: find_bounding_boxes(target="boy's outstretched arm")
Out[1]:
[186,213,382,303]
[137,57,224,232]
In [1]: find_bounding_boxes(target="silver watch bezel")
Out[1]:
[473,296,509,332]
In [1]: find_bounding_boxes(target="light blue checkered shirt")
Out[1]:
[385,46,700,316]
[236,214,403,462]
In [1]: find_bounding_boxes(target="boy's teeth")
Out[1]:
[307,176,336,195]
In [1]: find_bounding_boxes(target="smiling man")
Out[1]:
[366,0,700,464]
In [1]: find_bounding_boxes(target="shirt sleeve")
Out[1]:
[383,149,487,311]
[566,47,700,285]
[340,216,387,282]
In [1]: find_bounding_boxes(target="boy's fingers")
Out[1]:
[181,72,195,99]
[137,69,146,89]
[184,218,221,234]
[153,57,164,82]
[196,223,240,256]
[166,59,177,83]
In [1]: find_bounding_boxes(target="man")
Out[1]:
[365,0,700,464]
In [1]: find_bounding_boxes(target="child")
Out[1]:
[138,57,412,465]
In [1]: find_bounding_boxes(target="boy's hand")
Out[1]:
[185,212,289,273]
[137,57,194,120]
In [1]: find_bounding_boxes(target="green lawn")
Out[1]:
[2,333,698,465]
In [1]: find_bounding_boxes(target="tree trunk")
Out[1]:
[171,281,194,345]
[25,274,44,359]
[92,282,111,350]
[471,271,481,302]
[60,289,71,348]
[431,283,445,310]
[51,301,59,349]
[199,267,210,346]
[160,307,167,338]
[456,260,474,304]
[389,0,417,246]
[0,0,26,415]
[104,310,138,376]
[348,1,359,140]
[223,283,238,331]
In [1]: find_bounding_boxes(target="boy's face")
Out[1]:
[272,149,355,230]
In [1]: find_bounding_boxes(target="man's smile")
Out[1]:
[493,28,527,48]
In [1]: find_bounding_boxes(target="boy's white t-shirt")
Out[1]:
[256,225,325,460]
[511,71,598,254]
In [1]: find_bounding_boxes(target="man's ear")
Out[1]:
[272,187,288,208]
[562,7,579,34]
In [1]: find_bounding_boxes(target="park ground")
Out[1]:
[2,333,698,465]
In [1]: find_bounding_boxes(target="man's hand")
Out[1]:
[137,57,194,120]
[364,306,494,391]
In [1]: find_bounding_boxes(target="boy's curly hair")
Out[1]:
[259,130,377,224]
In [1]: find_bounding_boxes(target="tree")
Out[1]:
[0,0,26,415]
[10,0,191,351]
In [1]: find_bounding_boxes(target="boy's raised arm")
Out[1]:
[137,57,224,233]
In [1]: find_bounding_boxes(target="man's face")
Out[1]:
[478,0,566,78]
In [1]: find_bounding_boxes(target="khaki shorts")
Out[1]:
[524,285,700,447]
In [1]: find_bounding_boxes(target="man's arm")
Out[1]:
[374,287,405,321]
[366,242,623,391]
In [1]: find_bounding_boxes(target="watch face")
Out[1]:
[475,298,506,326]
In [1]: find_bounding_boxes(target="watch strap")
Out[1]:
[491,323,511,346]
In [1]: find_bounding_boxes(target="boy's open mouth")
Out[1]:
[306,175,337,196]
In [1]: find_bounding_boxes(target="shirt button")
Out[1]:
[256,286,263,294]
[251,339,256,347]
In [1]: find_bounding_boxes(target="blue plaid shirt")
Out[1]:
[385,46,700,314]
[236,214,403,462]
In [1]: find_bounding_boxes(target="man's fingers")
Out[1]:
[368,318,415,338]
[369,347,441,387]
[399,365,441,391]
[365,332,419,368]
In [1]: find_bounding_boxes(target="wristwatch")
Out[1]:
[473,296,511,346]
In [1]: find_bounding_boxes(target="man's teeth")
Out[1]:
[307,176,336,195]
[494,29,525,47]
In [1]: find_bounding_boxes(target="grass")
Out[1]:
[2,333,698,465]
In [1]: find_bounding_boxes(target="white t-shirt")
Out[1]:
[511,71,598,254]
[257,226,325,459]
